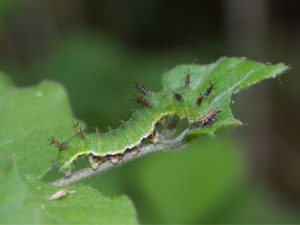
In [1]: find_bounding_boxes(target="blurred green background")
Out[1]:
[1,0,300,223]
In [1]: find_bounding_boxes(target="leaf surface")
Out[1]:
[162,57,288,136]
[0,74,138,224]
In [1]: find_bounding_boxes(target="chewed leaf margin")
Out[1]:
[162,57,289,136]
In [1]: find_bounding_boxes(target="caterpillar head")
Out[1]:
[50,135,85,176]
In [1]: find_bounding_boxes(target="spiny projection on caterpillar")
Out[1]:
[50,71,219,176]
[49,57,289,177]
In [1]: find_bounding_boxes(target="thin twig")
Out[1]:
[51,128,191,186]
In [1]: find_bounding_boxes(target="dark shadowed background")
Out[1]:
[1,0,300,223]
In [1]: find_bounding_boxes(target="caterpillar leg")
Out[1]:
[148,130,159,143]
[61,156,80,177]
[167,117,178,129]
[61,163,73,177]
[159,117,178,140]
[126,146,140,155]
[88,154,102,170]
[109,153,124,164]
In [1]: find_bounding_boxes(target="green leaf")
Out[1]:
[27,181,137,225]
[162,57,289,136]
[0,158,40,224]
[0,55,289,224]
[0,71,14,94]
[0,74,138,224]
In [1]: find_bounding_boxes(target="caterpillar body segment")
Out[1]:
[51,80,219,176]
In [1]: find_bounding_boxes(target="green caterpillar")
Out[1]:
[50,57,288,177]
[50,70,219,176]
